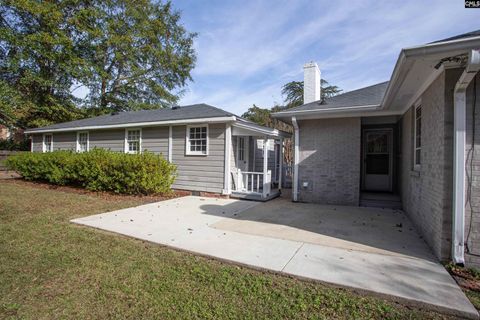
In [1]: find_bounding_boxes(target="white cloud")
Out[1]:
[180,0,480,115]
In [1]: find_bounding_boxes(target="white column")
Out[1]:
[278,138,283,190]
[262,137,268,198]
[168,126,172,162]
[223,123,232,195]
[292,116,299,202]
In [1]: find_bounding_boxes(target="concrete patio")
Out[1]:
[71,195,478,319]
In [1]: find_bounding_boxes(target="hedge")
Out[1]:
[5,149,177,195]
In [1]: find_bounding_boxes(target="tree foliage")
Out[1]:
[243,79,342,165]
[281,79,342,108]
[79,0,196,114]
[0,0,88,127]
[243,78,343,131]
[0,0,196,127]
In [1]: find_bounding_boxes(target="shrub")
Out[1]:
[6,149,177,195]
[0,138,30,151]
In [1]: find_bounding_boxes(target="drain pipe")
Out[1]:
[452,49,480,265]
[292,116,299,202]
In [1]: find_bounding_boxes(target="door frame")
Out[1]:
[236,136,249,171]
[361,128,394,192]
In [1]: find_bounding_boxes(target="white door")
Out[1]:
[363,129,393,191]
[236,136,249,171]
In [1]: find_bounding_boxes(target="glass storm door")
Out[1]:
[363,129,393,191]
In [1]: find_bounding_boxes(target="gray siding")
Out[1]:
[253,139,275,173]
[29,124,227,194]
[171,123,226,193]
[90,129,125,152]
[30,132,76,151]
[52,132,76,151]
[399,69,457,261]
[142,126,168,156]
[465,72,480,268]
[297,118,361,205]
[31,134,43,152]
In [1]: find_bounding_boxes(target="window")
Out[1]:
[414,104,422,168]
[43,134,53,152]
[238,137,245,161]
[76,132,89,152]
[125,129,141,154]
[186,125,208,155]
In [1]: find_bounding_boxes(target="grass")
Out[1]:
[445,263,480,311]
[0,180,456,319]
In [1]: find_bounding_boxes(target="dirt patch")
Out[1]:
[1,178,188,202]
[447,264,480,310]
[0,171,21,179]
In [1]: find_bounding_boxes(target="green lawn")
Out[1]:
[0,180,453,319]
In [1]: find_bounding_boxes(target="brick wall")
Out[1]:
[465,72,480,268]
[297,118,361,205]
[400,70,459,261]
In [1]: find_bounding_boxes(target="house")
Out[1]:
[0,125,9,140]
[24,104,290,201]
[273,30,480,268]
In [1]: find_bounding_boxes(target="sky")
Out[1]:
[172,0,479,116]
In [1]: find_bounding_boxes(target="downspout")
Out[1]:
[292,116,299,202]
[452,49,480,265]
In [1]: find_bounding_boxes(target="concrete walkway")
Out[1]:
[71,196,478,319]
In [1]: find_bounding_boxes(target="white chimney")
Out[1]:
[303,62,321,104]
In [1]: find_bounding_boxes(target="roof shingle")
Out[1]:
[286,81,389,112]
[29,104,235,131]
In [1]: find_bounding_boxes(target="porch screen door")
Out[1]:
[363,129,393,192]
[236,136,249,171]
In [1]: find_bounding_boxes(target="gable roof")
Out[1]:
[25,104,236,133]
[25,103,291,137]
[274,29,480,121]
[284,81,389,113]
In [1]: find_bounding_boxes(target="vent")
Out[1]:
[172,105,181,110]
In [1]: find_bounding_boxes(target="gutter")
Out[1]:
[24,116,237,134]
[292,116,299,202]
[273,104,381,117]
[382,36,480,110]
[452,49,480,265]
[232,119,291,138]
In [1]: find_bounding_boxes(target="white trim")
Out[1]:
[25,116,236,134]
[262,137,269,198]
[292,116,299,202]
[236,136,248,165]
[232,120,290,138]
[168,126,172,162]
[223,123,232,195]
[402,66,444,115]
[362,128,394,192]
[403,35,480,54]
[76,131,89,152]
[185,124,209,156]
[382,37,480,110]
[413,102,422,171]
[452,49,480,265]
[278,138,283,190]
[30,136,33,152]
[273,104,381,118]
[42,133,53,153]
[124,128,142,154]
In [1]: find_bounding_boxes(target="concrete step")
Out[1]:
[360,199,402,210]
